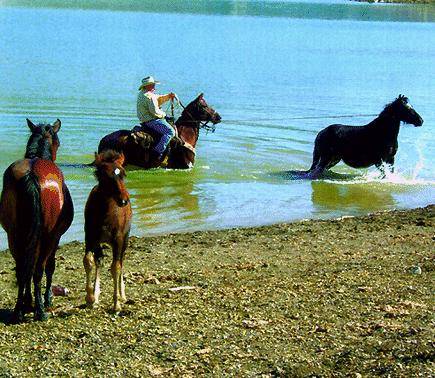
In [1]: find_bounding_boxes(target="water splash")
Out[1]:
[324,167,435,186]
[412,137,425,181]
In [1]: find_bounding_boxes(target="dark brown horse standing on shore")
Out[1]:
[0,119,74,322]
[83,150,132,312]
[304,95,424,179]
[97,94,221,169]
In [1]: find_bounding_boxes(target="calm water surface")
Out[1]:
[0,0,434,248]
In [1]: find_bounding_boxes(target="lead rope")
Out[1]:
[223,113,379,124]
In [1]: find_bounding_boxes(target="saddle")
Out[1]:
[129,125,185,153]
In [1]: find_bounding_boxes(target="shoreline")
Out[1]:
[1,204,433,254]
[351,0,432,4]
[0,205,433,375]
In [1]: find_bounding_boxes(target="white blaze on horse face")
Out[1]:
[114,168,121,176]
[405,103,413,109]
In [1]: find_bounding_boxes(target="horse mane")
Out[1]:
[25,124,58,160]
[379,95,408,118]
[95,150,123,165]
[175,97,207,130]
[94,150,124,181]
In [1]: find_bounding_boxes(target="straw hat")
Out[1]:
[138,76,160,90]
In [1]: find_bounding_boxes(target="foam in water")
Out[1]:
[324,164,434,186]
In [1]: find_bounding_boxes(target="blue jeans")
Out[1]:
[140,119,175,156]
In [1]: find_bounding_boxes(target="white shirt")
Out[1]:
[137,90,166,123]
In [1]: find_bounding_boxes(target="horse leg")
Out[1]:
[119,237,129,302]
[111,259,122,312]
[376,162,387,178]
[119,266,126,302]
[83,250,97,307]
[307,143,321,173]
[384,156,395,174]
[12,244,36,322]
[111,241,124,312]
[44,251,56,309]
[11,260,26,323]
[307,139,333,179]
[12,283,25,323]
[307,156,331,179]
[33,258,47,321]
[23,280,33,314]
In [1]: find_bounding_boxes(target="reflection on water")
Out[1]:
[311,180,396,213]
[269,169,360,181]
[2,0,434,22]
[126,169,209,235]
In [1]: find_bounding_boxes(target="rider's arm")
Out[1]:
[148,93,166,119]
[157,93,176,106]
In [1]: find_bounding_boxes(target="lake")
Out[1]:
[0,0,434,249]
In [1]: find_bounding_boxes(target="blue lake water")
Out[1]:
[0,0,434,249]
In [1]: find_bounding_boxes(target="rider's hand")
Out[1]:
[165,116,175,123]
[169,92,177,100]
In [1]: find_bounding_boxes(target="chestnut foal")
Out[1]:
[83,150,132,312]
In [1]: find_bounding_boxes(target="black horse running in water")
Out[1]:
[304,95,423,179]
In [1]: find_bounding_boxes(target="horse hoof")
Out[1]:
[23,303,34,314]
[85,295,97,308]
[10,311,25,324]
[34,311,49,321]
[112,304,122,314]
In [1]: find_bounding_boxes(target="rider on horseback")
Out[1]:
[137,76,177,161]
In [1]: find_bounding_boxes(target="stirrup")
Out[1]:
[161,155,169,167]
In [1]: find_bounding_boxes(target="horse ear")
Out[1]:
[116,153,125,166]
[26,118,36,132]
[94,151,101,165]
[52,119,61,133]
[196,93,204,100]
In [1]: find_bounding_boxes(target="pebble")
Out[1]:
[52,285,69,296]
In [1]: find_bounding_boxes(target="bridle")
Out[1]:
[174,99,216,133]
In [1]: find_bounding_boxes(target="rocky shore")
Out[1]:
[0,205,433,376]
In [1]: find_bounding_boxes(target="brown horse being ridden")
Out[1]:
[83,150,132,313]
[0,119,74,322]
[97,94,221,169]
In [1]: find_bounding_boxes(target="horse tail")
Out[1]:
[15,170,42,279]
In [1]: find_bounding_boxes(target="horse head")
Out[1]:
[181,93,222,128]
[390,95,424,127]
[25,118,61,160]
[94,150,129,207]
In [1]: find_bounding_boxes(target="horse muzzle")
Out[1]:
[212,113,222,124]
[414,117,424,127]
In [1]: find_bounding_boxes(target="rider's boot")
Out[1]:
[149,150,161,164]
